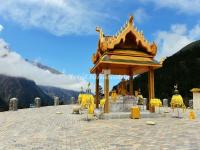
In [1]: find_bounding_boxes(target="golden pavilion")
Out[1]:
[90,16,162,113]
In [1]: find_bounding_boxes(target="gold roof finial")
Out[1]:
[129,15,134,24]
[96,26,100,32]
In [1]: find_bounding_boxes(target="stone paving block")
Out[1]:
[0,105,200,149]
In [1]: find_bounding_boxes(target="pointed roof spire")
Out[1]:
[129,15,134,24]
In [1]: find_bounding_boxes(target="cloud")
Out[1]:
[0,38,88,91]
[133,8,149,24]
[0,0,115,36]
[0,24,3,32]
[155,24,200,58]
[139,0,200,14]
[189,24,200,39]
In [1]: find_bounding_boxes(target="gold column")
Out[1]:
[95,73,99,108]
[129,75,133,95]
[104,73,110,113]
[148,68,155,110]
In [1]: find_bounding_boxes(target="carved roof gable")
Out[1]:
[93,16,158,64]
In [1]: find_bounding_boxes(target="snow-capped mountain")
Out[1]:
[0,38,87,91]
[25,59,62,75]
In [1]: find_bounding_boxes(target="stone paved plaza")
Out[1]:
[0,105,200,150]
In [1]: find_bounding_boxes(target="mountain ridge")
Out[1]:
[25,59,62,75]
[0,74,54,111]
[39,85,80,104]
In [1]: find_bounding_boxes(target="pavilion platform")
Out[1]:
[95,107,174,120]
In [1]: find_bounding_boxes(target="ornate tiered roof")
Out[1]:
[92,16,157,64]
[90,16,162,75]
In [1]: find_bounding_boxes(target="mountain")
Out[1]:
[39,85,80,104]
[0,38,86,111]
[25,60,81,104]
[113,40,200,106]
[0,38,87,91]
[0,74,53,111]
[25,59,62,75]
[0,74,81,111]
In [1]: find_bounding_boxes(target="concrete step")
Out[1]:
[98,111,162,120]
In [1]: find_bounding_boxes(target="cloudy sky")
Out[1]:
[0,0,200,90]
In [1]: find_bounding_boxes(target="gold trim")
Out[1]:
[90,59,162,74]
[110,55,153,62]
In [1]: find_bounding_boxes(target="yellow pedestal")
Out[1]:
[131,106,140,119]
[189,110,196,120]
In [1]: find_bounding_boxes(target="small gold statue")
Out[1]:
[118,78,127,96]
[111,90,118,102]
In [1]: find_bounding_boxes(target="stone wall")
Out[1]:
[110,96,137,112]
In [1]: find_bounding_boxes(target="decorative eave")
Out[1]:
[92,16,157,64]
[90,53,162,75]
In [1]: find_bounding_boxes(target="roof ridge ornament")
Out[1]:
[96,26,104,39]
[129,15,134,24]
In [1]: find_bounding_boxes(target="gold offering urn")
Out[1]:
[170,84,186,118]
